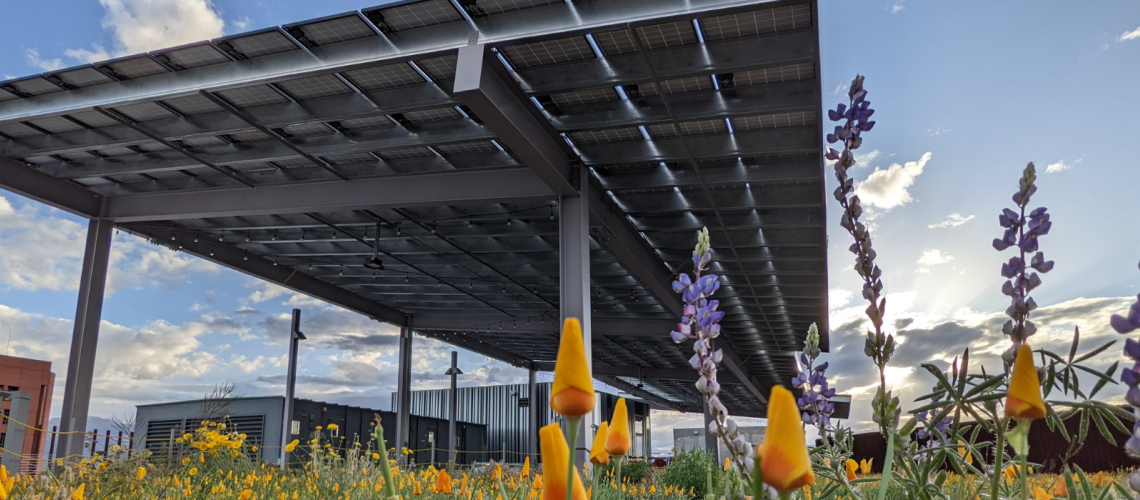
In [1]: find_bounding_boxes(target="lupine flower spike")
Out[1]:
[758,385,814,494]
[540,423,587,500]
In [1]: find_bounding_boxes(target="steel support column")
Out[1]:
[703,401,718,460]
[395,324,413,463]
[445,351,461,464]
[280,309,305,469]
[560,167,591,465]
[56,218,113,463]
[528,368,538,458]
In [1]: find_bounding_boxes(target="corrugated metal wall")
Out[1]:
[403,382,555,463]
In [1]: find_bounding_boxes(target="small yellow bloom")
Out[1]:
[550,318,596,417]
[137,466,147,481]
[859,458,872,474]
[604,398,632,456]
[70,484,86,500]
[493,463,502,480]
[373,452,381,460]
[844,459,858,481]
[533,474,543,490]
[724,457,731,472]
[437,469,453,494]
[182,457,191,466]
[189,468,198,476]
[414,482,423,495]
[758,385,814,493]
[239,489,254,500]
[1032,486,1051,500]
[589,422,610,465]
[1005,343,1046,420]
[328,423,339,431]
[521,457,531,479]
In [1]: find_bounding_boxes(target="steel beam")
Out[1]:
[527,368,538,458]
[595,375,696,412]
[415,330,532,368]
[0,156,101,218]
[412,314,676,338]
[530,362,740,385]
[280,308,305,469]
[56,218,113,461]
[454,43,576,195]
[105,167,554,222]
[120,223,407,325]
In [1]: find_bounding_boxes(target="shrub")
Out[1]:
[660,449,720,498]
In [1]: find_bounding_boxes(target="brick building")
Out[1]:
[0,354,55,461]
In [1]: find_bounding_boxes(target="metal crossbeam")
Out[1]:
[104,167,554,222]
[0,156,101,218]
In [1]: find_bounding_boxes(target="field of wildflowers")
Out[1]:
[3,75,1140,500]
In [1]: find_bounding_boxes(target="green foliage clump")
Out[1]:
[660,449,720,499]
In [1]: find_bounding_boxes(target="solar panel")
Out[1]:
[499,37,595,69]
[568,127,642,145]
[433,141,499,156]
[228,130,275,143]
[164,44,231,69]
[110,102,178,122]
[733,111,814,131]
[644,124,678,139]
[547,87,618,107]
[226,31,299,58]
[367,0,463,32]
[216,85,290,108]
[464,0,560,16]
[592,30,637,56]
[294,15,376,46]
[339,115,396,131]
[54,68,115,88]
[24,116,86,134]
[146,169,192,180]
[96,146,139,157]
[0,122,45,138]
[102,57,169,79]
[133,141,170,152]
[376,146,434,160]
[342,63,424,90]
[57,151,96,161]
[734,63,815,87]
[66,110,121,128]
[643,75,712,96]
[276,74,353,100]
[636,21,699,50]
[162,94,227,116]
[181,135,229,148]
[321,151,377,165]
[282,122,335,137]
[402,107,461,123]
[700,4,813,42]
[228,162,279,173]
[678,118,727,136]
[273,158,318,169]
[107,173,148,184]
[6,78,63,96]
[415,54,459,81]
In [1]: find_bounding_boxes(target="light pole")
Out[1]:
[280,309,305,469]
[445,351,463,465]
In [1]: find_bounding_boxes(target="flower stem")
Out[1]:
[990,422,1006,500]
[566,417,581,500]
[875,429,894,500]
[1019,451,1029,500]
[615,456,624,500]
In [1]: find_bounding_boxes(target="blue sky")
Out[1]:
[0,0,1138,455]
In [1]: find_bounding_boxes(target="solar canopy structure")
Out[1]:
[0,0,832,458]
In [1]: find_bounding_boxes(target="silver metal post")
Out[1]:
[0,391,30,472]
[56,218,113,463]
[527,368,538,458]
[280,308,305,469]
[395,324,413,464]
[560,166,592,465]
[703,400,719,461]
[445,351,462,464]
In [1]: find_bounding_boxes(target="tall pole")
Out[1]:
[57,219,113,464]
[396,323,413,464]
[280,309,305,469]
[445,351,462,464]
[560,166,592,465]
[703,400,719,461]
[528,367,538,458]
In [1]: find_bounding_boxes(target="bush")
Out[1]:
[660,449,720,499]
[596,458,654,484]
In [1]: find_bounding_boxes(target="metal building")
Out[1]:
[0,0,829,461]
[405,382,652,461]
[136,396,488,465]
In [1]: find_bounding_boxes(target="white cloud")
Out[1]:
[855,151,932,210]
[926,126,951,136]
[927,213,974,229]
[831,82,850,96]
[100,0,226,53]
[232,17,252,30]
[1120,26,1140,42]
[915,249,953,273]
[853,149,881,168]
[64,45,112,64]
[891,0,907,14]
[1045,159,1072,173]
[24,49,63,71]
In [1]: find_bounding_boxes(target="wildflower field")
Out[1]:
[6,75,1140,500]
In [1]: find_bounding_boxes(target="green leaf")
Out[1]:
[1073,464,1095,500]
[1088,407,1116,446]
[1093,401,1131,434]
[1078,409,1089,442]
[1073,339,1117,364]
[1089,361,1119,399]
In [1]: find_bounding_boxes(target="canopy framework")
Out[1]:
[0,0,827,423]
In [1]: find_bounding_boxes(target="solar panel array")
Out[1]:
[0,0,826,417]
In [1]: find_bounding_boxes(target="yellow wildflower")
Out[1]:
[137,466,147,481]
[1005,343,1046,420]
[589,422,610,465]
[550,318,596,417]
[758,385,814,493]
[605,398,631,456]
[844,459,858,481]
[539,423,587,500]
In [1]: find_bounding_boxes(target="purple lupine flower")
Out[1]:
[993,163,1053,358]
[1112,261,1140,493]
